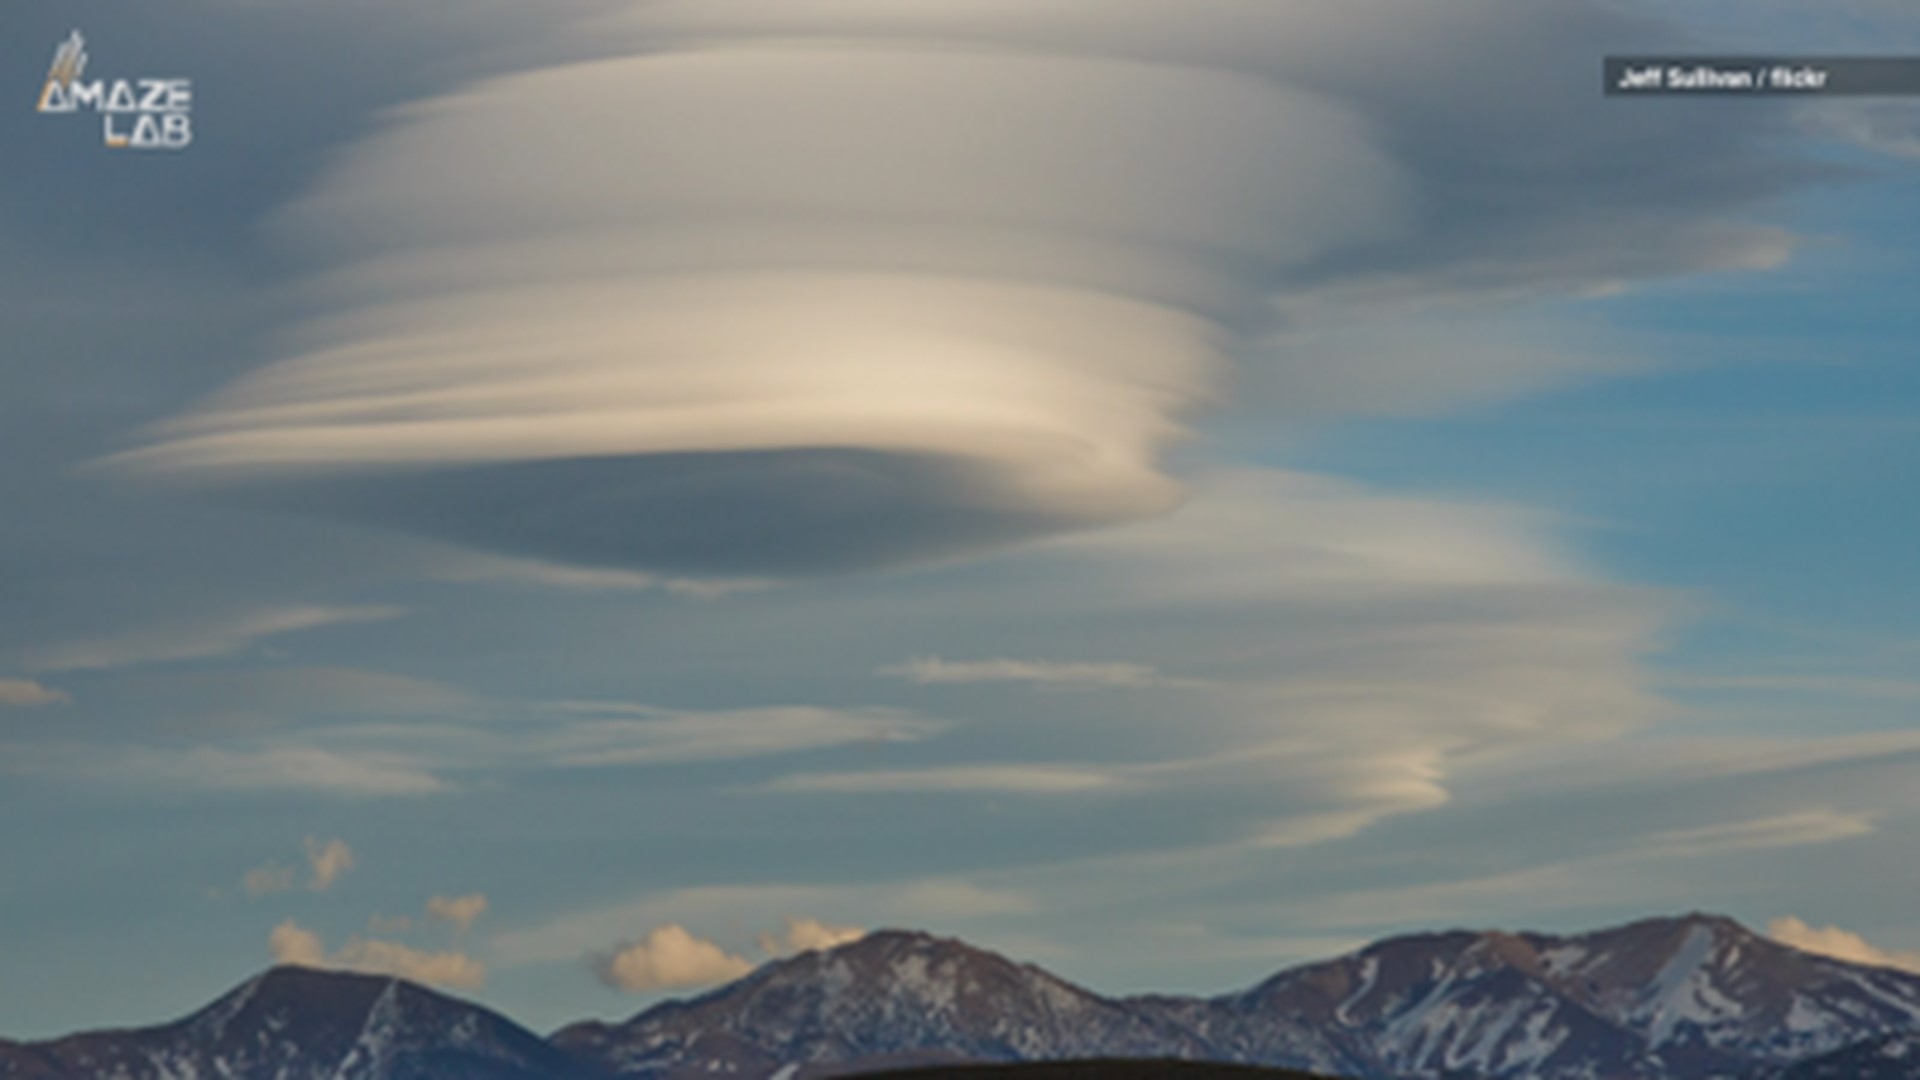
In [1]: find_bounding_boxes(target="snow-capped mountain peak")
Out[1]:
[10,915,1920,1080]
[0,966,591,1080]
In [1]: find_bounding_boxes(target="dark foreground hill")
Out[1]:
[857,1061,1339,1080]
[8,913,1920,1079]
[864,1053,1344,1068]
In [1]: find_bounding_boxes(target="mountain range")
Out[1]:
[5,914,1919,1080]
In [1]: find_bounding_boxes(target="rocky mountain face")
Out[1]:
[0,966,595,1080]
[553,929,1230,1078]
[1214,913,1920,1079]
[8,914,1920,1080]
[557,915,1920,1080]
[1765,1031,1920,1080]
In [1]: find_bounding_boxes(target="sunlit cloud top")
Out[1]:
[114,0,1799,577]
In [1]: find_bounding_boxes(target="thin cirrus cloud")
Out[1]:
[1636,809,1878,858]
[18,605,409,674]
[735,468,1669,855]
[1268,808,1883,930]
[110,0,1809,578]
[878,657,1185,689]
[2,703,942,798]
[9,744,449,799]
[763,765,1126,796]
[520,702,942,766]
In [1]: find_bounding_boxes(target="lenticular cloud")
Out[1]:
[118,1,1798,575]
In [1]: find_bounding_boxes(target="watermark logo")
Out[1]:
[35,30,192,150]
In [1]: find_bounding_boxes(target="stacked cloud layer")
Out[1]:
[118,0,1799,575]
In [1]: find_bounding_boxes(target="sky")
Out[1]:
[2,0,1919,1040]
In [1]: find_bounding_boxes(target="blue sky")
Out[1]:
[1293,154,1920,709]
[3,0,1919,1040]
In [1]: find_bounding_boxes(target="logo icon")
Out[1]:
[35,30,192,150]
[37,29,88,109]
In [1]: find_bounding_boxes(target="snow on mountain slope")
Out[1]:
[1221,913,1920,1079]
[553,930,1244,1079]
[1765,1031,1920,1080]
[0,966,595,1080]
[1221,929,1666,1079]
[10,914,1920,1080]
[557,915,1920,1080]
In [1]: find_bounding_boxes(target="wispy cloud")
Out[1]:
[1800,100,1920,160]
[15,745,446,798]
[1639,809,1877,858]
[1280,808,1880,929]
[1659,672,1920,701]
[878,657,1189,689]
[243,864,295,898]
[23,605,409,673]
[523,702,941,766]
[305,837,355,890]
[4,703,939,798]
[243,836,355,897]
[426,893,488,932]
[427,551,768,598]
[762,765,1124,796]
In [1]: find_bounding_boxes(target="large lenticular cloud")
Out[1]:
[119,0,1801,576]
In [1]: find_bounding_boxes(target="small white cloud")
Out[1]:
[269,919,328,968]
[879,657,1182,689]
[426,893,488,931]
[488,878,1035,968]
[268,918,485,989]
[244,863,296,898]
[0,678,68,708]
[1769,916,1920,974]
[306,837,355,891]
[594,924,755,992]
[244,837,354,897]
[759,916,865,956]
[338,936,487,989]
